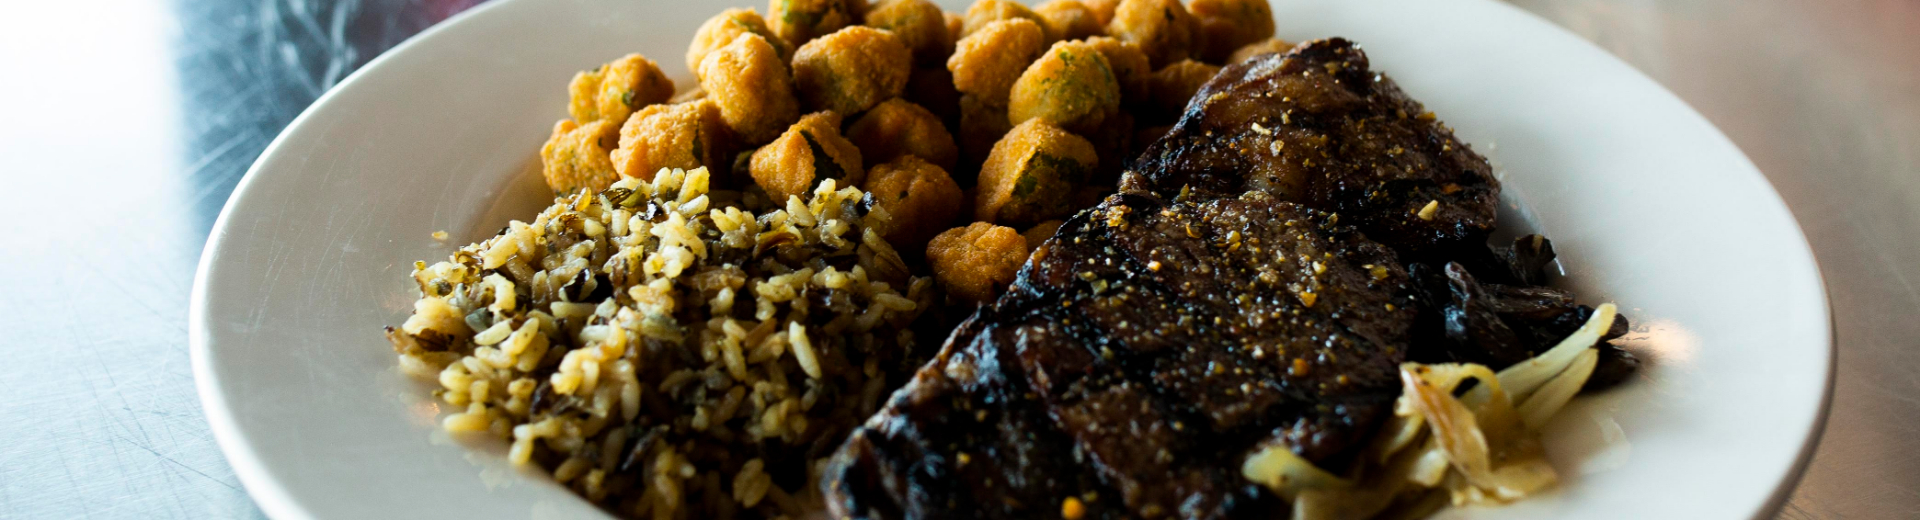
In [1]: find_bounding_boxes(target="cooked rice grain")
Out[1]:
[387,167,935,519]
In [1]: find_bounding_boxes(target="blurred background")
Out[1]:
[0,0,1914,517]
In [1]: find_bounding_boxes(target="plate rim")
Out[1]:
[187,1,529,519]
[186,0,1838,518]
[1463,2,1837,518]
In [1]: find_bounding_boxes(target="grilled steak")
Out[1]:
[827,192,1420,519]
[826,37,1634,520]
[1126,38,1500,258]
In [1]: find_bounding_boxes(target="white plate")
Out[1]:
[190,0,1832,518]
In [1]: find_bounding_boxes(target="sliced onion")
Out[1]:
[1406,441,1451,487]
[1400,364,1499,488]
[1260,304,1620,518]
[1370,411,1426,464]
[1468,303,1617,406]
[1243,442,1351,501]
[1518,348,1600,431]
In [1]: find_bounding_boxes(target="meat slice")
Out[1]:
[1126,38,1500,257]
[821,37,1622,520]
[826,192,1420,519]
[827,316,1117,520]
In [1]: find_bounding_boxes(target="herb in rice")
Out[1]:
[387,167,937,519]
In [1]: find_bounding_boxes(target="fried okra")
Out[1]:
[974,119,1098,226]
[790,26,912,114]
[1147,58,1221,119]
[948,18,1046,106]
[862,155,964,248]
[540,119,621,195]
[687,9,792,79]
[750,111,865,203]
[566,53,675,126]
[699,33,802,144]
[1084,36,1151,103]
[863,0,953,66]
[610,99,730,181]
[1083,0,1120,25]
[1032,0,1103,41]
[925,222,1028,303]
[1189,0,1275,63]
[1009,40,1121,134]
[959,0,1046,38]
[1107,0,1196,68]
[846,98,959,170]
[1227,37,1293,65]
[767,0,863,46]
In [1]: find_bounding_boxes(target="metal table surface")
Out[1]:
[1,0,1913,518]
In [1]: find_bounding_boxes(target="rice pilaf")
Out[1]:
[386,167,936,519]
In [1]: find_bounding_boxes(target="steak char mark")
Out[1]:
[1127,37,1500,257]
[826,37,1627,520]
[828,192,1419,519]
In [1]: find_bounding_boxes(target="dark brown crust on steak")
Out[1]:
[827,193,1419,519]
[825,37,1635,520]
[1125,38,1500,256]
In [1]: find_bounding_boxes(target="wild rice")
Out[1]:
[387,167,936,519]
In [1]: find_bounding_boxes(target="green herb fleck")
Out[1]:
[1012,172,1041,198]
[781,0,829,33]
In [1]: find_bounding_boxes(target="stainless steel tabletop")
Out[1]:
[2,0,1914,518]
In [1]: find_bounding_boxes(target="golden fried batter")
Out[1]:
[959,0,1045,38]
[1106,0,1196,68]
[846,98,959,170]
[767,0,862,46]
[1083,36,1151,104]
[566,53,675,126]
[925,222,1028,303]
[540,119,621,195]
[1032,0,1102,41]
[863,0,953,66]
[947,18,1046,106]
[1009,40,1121,134]
[750,111,865,203]
[611,99,730,181]
[790,26,912,114]
[862,155,964,248]
[687,9,792,79]
[1082,0,1119,25]
[700,33,802,144]
[974,119,1097,226]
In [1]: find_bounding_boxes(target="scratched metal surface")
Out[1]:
[0,0,1914,518]
[1497,3,1920,518]
[0,0,481,518]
